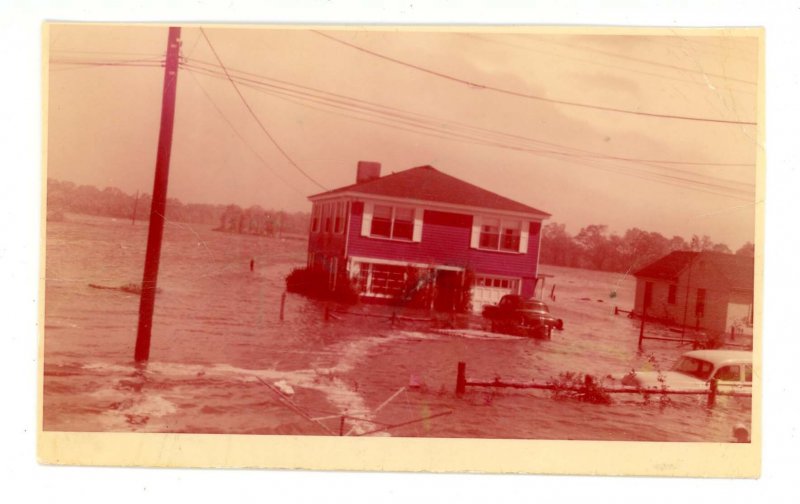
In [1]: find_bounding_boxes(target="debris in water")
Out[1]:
[273,380,295,396]
[88,283,162,295]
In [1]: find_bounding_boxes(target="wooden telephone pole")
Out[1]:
[135,27,181,363]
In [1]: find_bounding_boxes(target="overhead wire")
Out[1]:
[180,59,754,198]
[459,34,755,96]
[49,43,755,200]
[532,37,757,86]
[49,56,165,70]
[181,57,754,168]
[180,60,755,197]
[198,28,328,191]
[183,66,308,198]
[311,30,757,126]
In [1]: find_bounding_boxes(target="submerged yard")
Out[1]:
[42,214,751,441]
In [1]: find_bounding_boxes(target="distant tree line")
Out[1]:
[540,223,754,273]
[46,178,311,237]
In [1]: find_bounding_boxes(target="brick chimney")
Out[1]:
[356,161,381,184]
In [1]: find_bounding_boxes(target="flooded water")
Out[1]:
[43,213,751,441]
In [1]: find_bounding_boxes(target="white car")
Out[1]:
[620,349,752,394]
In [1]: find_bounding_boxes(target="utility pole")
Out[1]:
[680,253,696,342]
[135,27,181,363]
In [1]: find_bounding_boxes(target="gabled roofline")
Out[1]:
[309,191,551,221]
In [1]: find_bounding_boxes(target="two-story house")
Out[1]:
[306,161,550,312]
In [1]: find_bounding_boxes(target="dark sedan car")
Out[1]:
[482,295,564,338]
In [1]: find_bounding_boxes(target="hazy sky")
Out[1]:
[46,24,759,249]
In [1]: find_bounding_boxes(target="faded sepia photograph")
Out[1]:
[40,23,761,473]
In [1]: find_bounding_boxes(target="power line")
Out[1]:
[48,62,165,73]
[181,71,753,201]
[49,49,165,57]
[181,59,754,196]
[183,67,308,198]
[199,28,327,191]
[182,57,754,168]
[311,30,757,126]
[181,61,755,198]
[49,57,164,69]
[460,34,755,96]
[535,38,757,86]
[52,50,753,200]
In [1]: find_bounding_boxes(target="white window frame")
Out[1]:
[470,215,529,254]
[360,201,423,243]
[473,274,521,294]
[311,203,321,233]
[323,202,333,233]
[334,201,346,234]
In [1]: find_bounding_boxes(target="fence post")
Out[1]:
[339,416,345,436]
[730,325,735,341]
[707,378,718,408]
[280,292,286,322]
[456,361,466,395]
[614,306,619,316]
[638,307,646,350]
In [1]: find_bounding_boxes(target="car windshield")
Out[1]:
[521,301,548,312]
[671,356,714,380]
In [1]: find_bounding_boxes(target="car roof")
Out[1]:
[681,349,752,366]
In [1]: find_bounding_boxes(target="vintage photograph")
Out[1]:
[40,23,761,471]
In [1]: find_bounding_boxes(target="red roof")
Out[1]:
[634,250,754,291]
[309,165,550,217]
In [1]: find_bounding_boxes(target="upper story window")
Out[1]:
[311,200,348,234]
[324,204,332,233]
[334,201,346,233]
[472,216,529,253]
[361,202,422,242]
[311,203,321,233]
[371,204,414,240]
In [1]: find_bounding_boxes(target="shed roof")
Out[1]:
[309,165,550,217]
[634,250,754,291]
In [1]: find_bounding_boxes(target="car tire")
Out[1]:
[555,319,564,331]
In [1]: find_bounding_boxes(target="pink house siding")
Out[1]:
[346,202,541,295]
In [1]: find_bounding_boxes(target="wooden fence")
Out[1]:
[455,361,750,407]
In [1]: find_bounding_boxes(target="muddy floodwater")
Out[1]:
[42,214,752,441]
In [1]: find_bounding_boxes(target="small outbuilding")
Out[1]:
[632,250,754,335]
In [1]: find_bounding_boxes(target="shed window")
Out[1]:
[668,284,677,304]
[696,288,706,317]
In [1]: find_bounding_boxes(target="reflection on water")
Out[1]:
[43,213,751,441]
